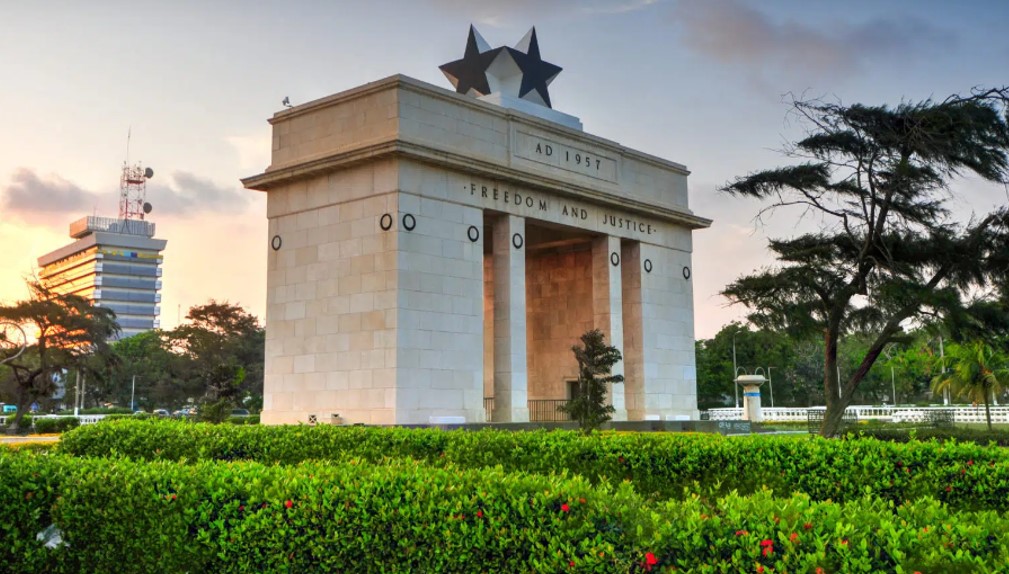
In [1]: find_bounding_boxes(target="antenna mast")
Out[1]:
[118,130,154,220]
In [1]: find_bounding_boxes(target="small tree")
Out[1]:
[931,341,1009,430]
[0,280,119,432]
[560,329,623,433]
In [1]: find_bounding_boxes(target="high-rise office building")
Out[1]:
[37,161,166,339]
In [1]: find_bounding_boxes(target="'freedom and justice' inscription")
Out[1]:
[514,131,618,183]
[466,182,655,235]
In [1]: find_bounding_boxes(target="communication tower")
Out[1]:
[118,162,154,220]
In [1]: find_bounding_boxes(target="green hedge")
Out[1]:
[59,420,1009,511]
[848,426,1009,446]
[227,414,260,425]
[32,417,80,434]
[1,450,1007,573]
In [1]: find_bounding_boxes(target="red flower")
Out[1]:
[840,539,848,546]
[789,532,798,543]
[285,499,293,509]
[762,548,772,557]
[645,552,658,566]
[760,539,773,547]
[238,505,244,512]
[735,530,748,536]
[968,460,974,466]
[579,498,587,504]
[569,561,575,568]
[171,494,177,501]
[816,568,824,574]
[945,486,952,492]
[561,503,570,513]
[804,522,813,530]
[476,510,483,518]
[757,566,764,573]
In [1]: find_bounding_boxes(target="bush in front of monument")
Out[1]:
[560,329,623,433]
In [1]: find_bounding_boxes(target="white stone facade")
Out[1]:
[244,75,710,425]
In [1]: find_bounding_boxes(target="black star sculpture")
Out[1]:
[439,26,502,97]
[505,28,562,109]
[440,26,563,109]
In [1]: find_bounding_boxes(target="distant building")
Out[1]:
[37,215,166,339]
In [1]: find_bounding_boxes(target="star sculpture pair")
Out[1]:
[440,26,563,109]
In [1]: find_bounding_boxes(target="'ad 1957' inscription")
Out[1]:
[514,131,618,183]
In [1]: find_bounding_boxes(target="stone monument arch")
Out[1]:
[242,27,711,425]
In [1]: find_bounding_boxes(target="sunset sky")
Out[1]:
[2,0,1007,338]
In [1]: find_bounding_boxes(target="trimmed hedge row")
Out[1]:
[32,417,80,434]
[848,427,1009,446]
[60,420,1009,511]
[2,450,1007,573]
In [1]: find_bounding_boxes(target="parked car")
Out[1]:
[230,409,250,417]
[152,409,170,417]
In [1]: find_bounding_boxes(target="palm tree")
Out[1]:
[931,342,1009,431]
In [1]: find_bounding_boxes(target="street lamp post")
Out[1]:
[130,375,136,412]
[882,345,897,406]
[767,367,774,408]
[732,334,739,409]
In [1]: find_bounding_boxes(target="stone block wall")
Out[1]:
[394,193,485,423]
[525,246,593,400]
[263,170,399,425]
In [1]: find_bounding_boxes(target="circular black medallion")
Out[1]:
[379,213,393,231]
[682,266,691,280]
[644,259,653,273]
[610,252,620,266]
[402,213,416,231]
[512,233,523,249]
[271,235,282,251]
[467,225,480,242]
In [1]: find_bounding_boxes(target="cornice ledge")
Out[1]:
[241,138,711,230]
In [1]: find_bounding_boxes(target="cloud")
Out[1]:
[1,169,99,220]
[148,172,251,216]
[1,168,251,226]
[670,0,955,80]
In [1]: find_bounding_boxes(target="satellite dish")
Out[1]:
[143,202,153,214]
[144,167,154,179]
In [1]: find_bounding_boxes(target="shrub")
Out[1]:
[32,417,80,434]
[226,415,259,425]
[1,450,1008,572]
[58,420,1009,511]
[848,426,1009,446]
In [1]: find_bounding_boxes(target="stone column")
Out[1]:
[492,215,529,422]
[592,235,626,420]
[621,241,645,420]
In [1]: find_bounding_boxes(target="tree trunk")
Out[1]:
[8,389,31,435]
[984,386,992,432]
[820,328,845,437]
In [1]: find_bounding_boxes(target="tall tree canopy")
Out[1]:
[0,281,119,431]
[721,87,1009,436]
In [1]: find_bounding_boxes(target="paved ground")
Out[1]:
[0,435,60,445]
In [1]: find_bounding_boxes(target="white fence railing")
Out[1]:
[707,405,1009,424]
[0,414,108,427]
